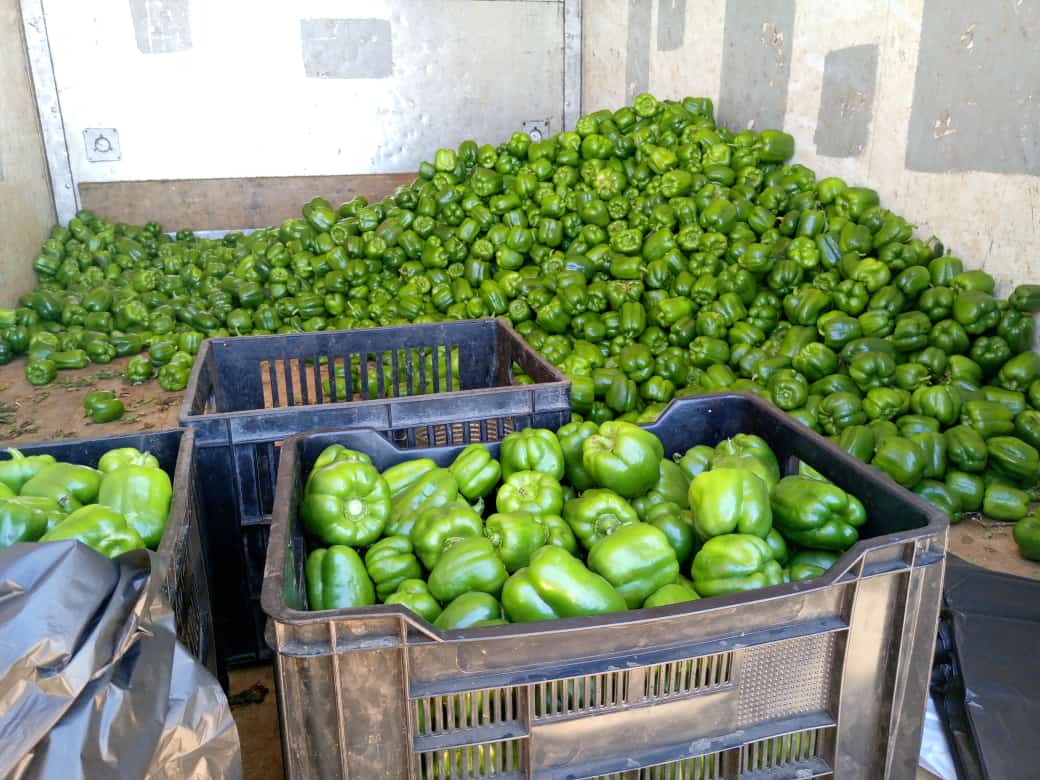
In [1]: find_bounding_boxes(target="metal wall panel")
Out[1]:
[31,0,578,224]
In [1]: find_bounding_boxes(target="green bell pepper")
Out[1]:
[792,343,839,383]
[986,436,1040,484]
[98,447,159,473]
[998,352,1040,393]
[688,468,772,541]
[910,385,962,427]
[411,500,483,569]
[0,449,56,493]
[26,359,57,386]
[301,461,391,546]
[126,355,154,383]
[961,400,1015,439]
[784,548,837,581]
[711,434,781,487]
[848,351,897,391]
[0,495,64,546]
[587,522,679,608]
[500,428,565,480]
[945,425,989,473]
[999,310,1036,354]
[911,431,948,480]
[770,476,866,551]
[309,444,372,476]
[385,579,442,623]
[158,363,190,392]
[96,462,172,548]
[557,420,599,491]
[691,533,784,596]
[871,435,925,488]
[21,462,102,513]
[83,337,116,364]
[643,581,700,608]
[387,467,458,536]
[674,444,714,481]
[501,545,626,622]
[306,545,375,610]
[836,425,876,464]
[562,488,639,549]
[818,392,868,435]
[434,592,504,630]
[945,470,985,513]
[914,480,960,521]
[382,458,438,501]
[496,470,564,517]
[428,536,508,603]
[970,337,1013,378]
[40,504,146,557]
[953,290,999,335]
[1013,514,1040,561]
[484,511,549,573]
[450,443,501,501]
[581,421,664,497]
[864,387,911,421]
[644,502,696,565]
[83,390,125,423]
[632,459,690,517]
[364,535,423,600]
[983,483,1030,521]
[1015,409,1040,451]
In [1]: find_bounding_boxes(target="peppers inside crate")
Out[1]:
[262,393,946,779]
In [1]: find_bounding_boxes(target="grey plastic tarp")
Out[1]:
[0,540,241,779]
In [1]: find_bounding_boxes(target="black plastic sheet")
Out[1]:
[933,554,1040,780]
[0,541,240,778]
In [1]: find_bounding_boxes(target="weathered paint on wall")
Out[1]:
[814,44,878,158]
[582,0,1040,295]
[0,0,56,305]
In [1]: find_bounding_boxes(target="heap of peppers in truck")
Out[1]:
[8,93,1040,560]
[301,424,863,625]
[0,447,171,556]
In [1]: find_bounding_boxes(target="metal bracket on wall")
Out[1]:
[20,0,78,225]
[84,128,121,162]
[522,120,550,143]
[563,0,582,131]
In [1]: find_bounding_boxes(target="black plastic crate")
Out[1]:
[2,428,222,686]
[263,393,947,779]
[179,318,569,667]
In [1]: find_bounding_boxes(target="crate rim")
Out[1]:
[261,392,948,643]
[177,317,570,426]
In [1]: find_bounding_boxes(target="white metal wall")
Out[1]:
[38,0,573,188]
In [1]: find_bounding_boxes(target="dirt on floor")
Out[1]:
[0,353,1037,778]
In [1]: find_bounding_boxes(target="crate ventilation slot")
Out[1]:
[390,417,517,449]
[643,651,734,700]
[740,726,832,778]
[259,345,461,409]
[417,737,524,780]
[639,751,725,779]
[532,670,629,720]
[415,687,522,738]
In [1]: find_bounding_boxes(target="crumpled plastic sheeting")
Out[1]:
[0,541,241,779]
[919,696,957,780]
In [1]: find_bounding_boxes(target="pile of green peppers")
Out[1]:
[8,93,1040,557]
[0,446,171,556]
[301,425,862,627]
